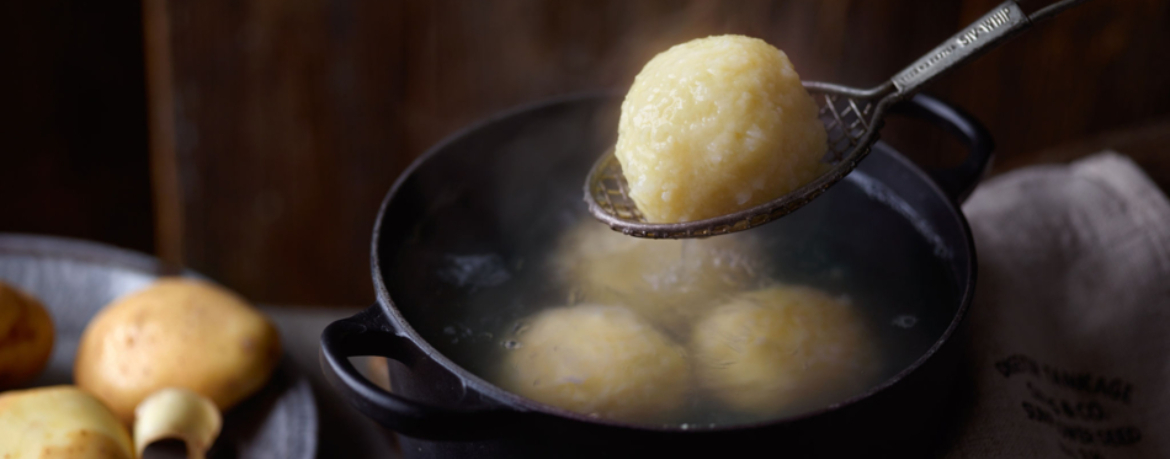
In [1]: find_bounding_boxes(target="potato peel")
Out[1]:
[134,388,222,459]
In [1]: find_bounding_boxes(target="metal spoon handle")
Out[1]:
[889,0,1089,100]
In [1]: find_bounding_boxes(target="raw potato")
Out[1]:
[554,221,763,334]
[75,277,281,423]
[691,286,881,419]
[498,304,690,423]
[616,35,828,223]
[0,281,55,390]
[0,385,135,459]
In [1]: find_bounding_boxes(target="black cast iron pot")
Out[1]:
[321,92,992,458]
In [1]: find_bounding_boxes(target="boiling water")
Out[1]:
[387,169,959,428]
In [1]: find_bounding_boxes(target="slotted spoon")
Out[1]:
[586,0,1091,239]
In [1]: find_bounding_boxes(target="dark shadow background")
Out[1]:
[1,0,1168,305]
[0,0,152,253]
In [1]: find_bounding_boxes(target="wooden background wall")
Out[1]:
[0,1,153,254]
[5,0,1169,305]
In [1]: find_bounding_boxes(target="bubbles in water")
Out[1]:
[413,177,959,429]
[438,254,512,290]
[891,314,918,329]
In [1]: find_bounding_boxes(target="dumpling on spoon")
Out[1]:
[616,35,827,223]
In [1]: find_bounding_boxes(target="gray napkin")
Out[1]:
[943,152,1170,458]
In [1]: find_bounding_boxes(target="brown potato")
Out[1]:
[0,281,55,390]
[75,277,281,423]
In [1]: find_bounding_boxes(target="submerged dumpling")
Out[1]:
[616,34,827,223]
[554,221,763,333]
[498,304,689,423]
[691,286,880,419]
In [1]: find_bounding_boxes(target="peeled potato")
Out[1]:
[498,304,690,423]
[691,286,881,419]
[0,281,55,390]
[616,35,828,223]
[0,385,135,459]
[75,277,281,423]
[554,221,763,334]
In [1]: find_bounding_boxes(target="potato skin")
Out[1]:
[75,277,281,423]
[0,281,55,390]
[0,385,134,459]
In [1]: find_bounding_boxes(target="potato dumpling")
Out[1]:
[0,386,134,459]
[75,277,281,423]
[691,286,880,419]
[616,35,827,223]
[0,281,55,390]
[498,304,690,423]
[554,221,763,334]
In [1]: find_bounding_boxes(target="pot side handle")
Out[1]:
[888,93,995,203]
[320,305,520,441]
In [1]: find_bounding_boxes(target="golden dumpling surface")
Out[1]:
[498,304,690,423]
[553,221,763,334]
[691,286,881,418]
[616,35,827,223]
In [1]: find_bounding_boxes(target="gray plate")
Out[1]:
[0,233,317,459]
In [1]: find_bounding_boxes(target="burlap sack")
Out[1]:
[942,152,1170,458]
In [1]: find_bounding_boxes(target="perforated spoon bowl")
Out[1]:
[586,0,1090,239]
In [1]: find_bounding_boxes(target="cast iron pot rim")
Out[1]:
[368,91,978,433]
